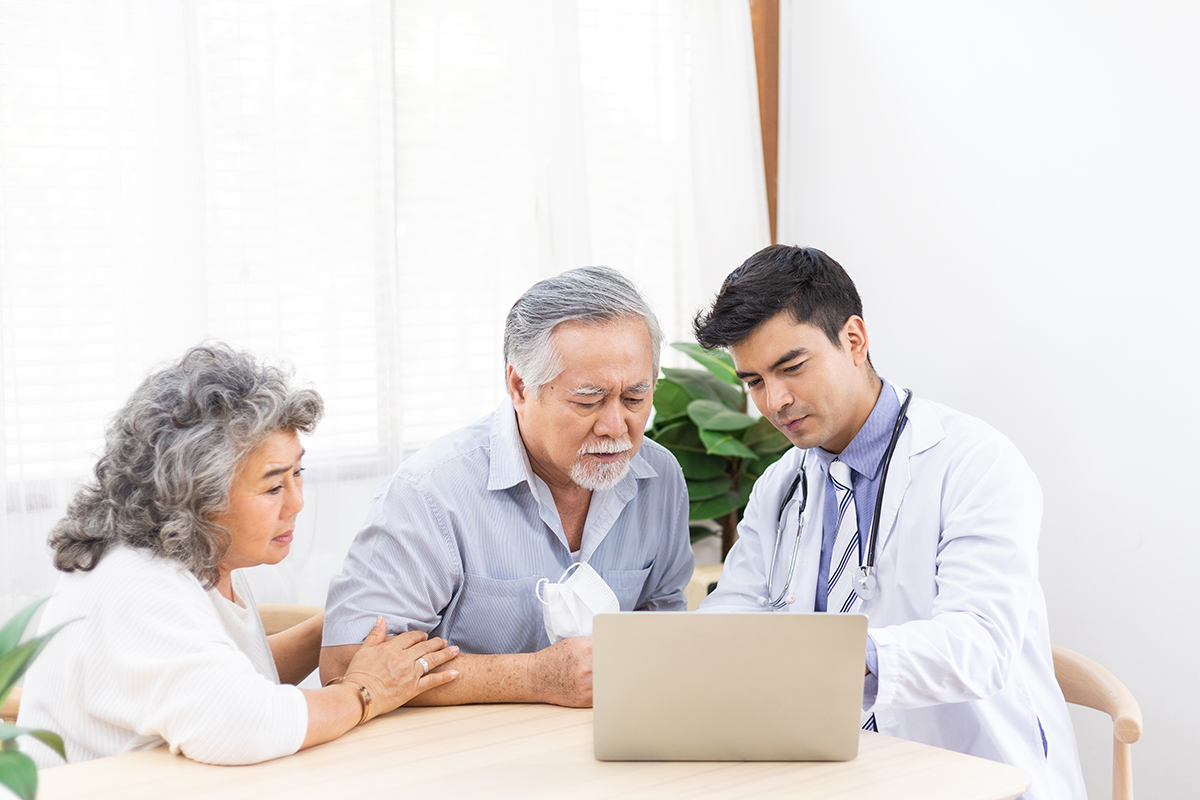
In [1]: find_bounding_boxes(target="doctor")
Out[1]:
[696,245,1084,800]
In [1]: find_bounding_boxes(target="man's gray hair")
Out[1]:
[504,266,663,394]
[48,342,323,588]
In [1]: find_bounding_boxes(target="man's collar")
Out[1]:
[816,378,902,481]
[486,396,657,493]
[488,396,534,491]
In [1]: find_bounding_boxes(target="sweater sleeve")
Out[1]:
[85,554,308,765]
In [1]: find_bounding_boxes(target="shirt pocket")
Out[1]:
[598,564,653,610]
[442,573,545,655]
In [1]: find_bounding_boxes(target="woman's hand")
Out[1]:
[342,616,460,720]
[300,617,458,749]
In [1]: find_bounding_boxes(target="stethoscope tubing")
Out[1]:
[762,455,807,608]
[761,388,913,610]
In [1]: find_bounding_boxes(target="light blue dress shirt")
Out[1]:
[323,399,694,654]
[810,378,906,707]
[810,379,905,612]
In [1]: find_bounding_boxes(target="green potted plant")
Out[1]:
[647,343,792,558]
[1,598,69,800]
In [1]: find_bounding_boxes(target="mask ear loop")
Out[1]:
[536,561,585,605]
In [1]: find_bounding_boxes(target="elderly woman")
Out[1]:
[18,344,458,766]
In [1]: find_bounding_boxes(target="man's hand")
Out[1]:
[329,631,595,707]
[531,636,593,708]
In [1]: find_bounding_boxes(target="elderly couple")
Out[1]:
[19,246,1084,800]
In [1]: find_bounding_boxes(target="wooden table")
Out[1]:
[38,704,1030,799]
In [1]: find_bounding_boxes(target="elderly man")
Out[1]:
[320,267,693,707]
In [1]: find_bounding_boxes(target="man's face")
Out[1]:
[511,318,655,492]
[730,311,873,454]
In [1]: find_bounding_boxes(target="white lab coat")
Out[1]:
[701,386,1085,800]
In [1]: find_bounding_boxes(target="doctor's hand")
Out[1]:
[532,636,593,708]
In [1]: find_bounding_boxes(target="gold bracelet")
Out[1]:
[324,676,372,726]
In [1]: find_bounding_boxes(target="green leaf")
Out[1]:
[649,419,705,451]
[670,342,741,386]
[685,475,732,502]
[668,447,730,481]
[0,620,74,700]
[0,723,65,761]
[0,598,49,657]
[0,749,37,800]
[650,378,691,424]
[741,416,792,453]
[689,525,719,544]
[685,399,756,432]
[689,491,743,522]
[647,416,737,480]
[699,429,760,460]
[661,368,744,411]
[743,446,789,481]
[0,643,39,703]
[737,474,756,507]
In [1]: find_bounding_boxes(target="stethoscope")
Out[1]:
[760,388,913,609]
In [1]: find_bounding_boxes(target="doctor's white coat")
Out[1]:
[700,386,1086,800]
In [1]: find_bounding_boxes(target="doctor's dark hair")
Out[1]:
[693,245,865,350]
[47,342,323,588]
[504,266,663,395]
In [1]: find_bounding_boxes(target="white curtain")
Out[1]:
[0,0,768,617]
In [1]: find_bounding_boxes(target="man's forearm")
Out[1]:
[323,635,593,708]
[405,652,543,705]
[321,646,536,703]
[414,637,593,707]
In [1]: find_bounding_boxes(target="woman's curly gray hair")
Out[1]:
[48,343,324,587]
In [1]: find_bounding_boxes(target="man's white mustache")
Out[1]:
[578,437,632,455]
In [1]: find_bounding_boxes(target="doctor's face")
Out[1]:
[730,311,875,455]
[510,318,655,492]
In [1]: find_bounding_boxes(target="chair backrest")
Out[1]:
[1052,645,1142,800]
[257,603,322,636]
[0,687,20,723]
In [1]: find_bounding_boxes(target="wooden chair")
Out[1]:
[258,603,322,636]
[1053,645,1142,800]
[0,687,20,723]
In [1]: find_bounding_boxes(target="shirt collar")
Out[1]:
[488,397,533,491]
[815,378,903,481]
[486,397,657,493]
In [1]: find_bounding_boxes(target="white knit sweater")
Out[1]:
[17,545,307,767]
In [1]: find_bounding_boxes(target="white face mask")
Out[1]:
[536,561,619,644]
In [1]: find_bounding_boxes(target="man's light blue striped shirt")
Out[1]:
[323,398,694,654]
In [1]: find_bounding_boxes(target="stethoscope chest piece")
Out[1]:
[853,566,878,601]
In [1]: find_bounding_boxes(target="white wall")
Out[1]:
[780,2,1198,797]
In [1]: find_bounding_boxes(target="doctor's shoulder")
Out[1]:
[915,399,1040,495]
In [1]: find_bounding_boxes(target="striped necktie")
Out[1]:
[827,460,860,615]
[828,459,877,732]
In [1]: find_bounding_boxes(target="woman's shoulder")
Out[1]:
[97,544,201,588]
[51,545,207,620]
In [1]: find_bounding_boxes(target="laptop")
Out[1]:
[592,612,868,761]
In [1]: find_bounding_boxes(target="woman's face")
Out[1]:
[213,429,305,575]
